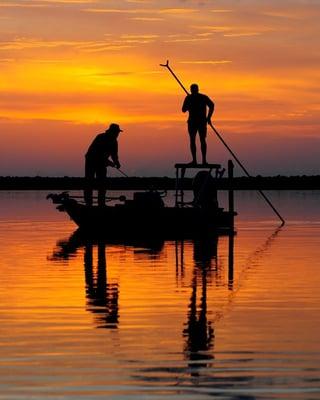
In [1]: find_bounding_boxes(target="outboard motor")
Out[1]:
[192,171,218,210]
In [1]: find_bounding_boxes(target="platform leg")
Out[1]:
[228,160,234,230]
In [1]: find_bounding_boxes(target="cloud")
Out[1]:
[180,60,232,65]
[223,32,261,37]
[164,33,210,43]
[210,9,233,13]
[83,8,147,14]
[0,0,99,5]
[90,71,134,76]
[0,38,78,50]
[0,58,15,63]
[193,24,271,38]
[0,2,47,8]
[158,8,197,14]
[195,32,214,37]
[40,0,98,2]
[164,37,209,43]
[125,0,153,3]
[77,44,135,53]
[129,17,163,21]
[0,38,138,53]
[120,34,159,39]
[193,25,233,33]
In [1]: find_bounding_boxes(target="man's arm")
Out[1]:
[182,95,190,113]
[206,96,214,123]
[110,140,120,169]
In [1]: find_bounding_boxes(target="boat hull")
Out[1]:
[60,200,235,238]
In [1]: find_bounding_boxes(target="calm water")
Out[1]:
[0,190,320,399]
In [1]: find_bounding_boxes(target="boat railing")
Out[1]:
[174,160,235,230]
[174,163,222,208]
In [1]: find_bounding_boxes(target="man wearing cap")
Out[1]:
[84,123,123,207]
[182,83,214,165]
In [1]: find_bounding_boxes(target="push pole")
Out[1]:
[160,60,189,95]
[160,60,285,225]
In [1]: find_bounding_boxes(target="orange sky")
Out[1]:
[0,0,319,176]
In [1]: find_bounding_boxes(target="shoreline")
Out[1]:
[1,176,320,190]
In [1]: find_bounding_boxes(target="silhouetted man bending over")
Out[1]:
[182,84,214,165]
[84,123,122,207]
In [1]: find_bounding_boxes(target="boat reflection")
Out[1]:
[48,224,283,395]
[50,230,164,261]
[84,242,119,329]
[50,230,165,329]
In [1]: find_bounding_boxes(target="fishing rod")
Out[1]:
[160,60,285,225]
[117,168,129,178]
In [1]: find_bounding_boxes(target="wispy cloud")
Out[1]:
[76,43,134,53]
[0,58,14,63]
[85,71,134,77]
[0,38,77,50]
[83,8,147,14]
[180,60,232,65]
[0,2,47,8]
[0,0,100,4]
[85,69,162,77]
[164,33,210,43]
[261,10,301,19]
[193,24,269,37]
[125,0,153,3]
[120,34,159,39]
[194,25,233,33]
[129,17,163,21]
[83,6,197,18]
[0,38,136,53]
[159,8,197,15]
[210,9,233,13]
[0,0,99,9]
[41,0,98,2]
[195,32,213,37]
[165,38,210,43]
[223,32,261,37]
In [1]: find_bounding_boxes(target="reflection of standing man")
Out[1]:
[84,123,123,207]
[182,84,214,165]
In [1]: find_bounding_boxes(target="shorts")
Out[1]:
[187,121,207,139]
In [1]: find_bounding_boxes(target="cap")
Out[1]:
[109,123,123,132]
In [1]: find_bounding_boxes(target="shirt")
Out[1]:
[85,132,119,164]
[182,93,214,123]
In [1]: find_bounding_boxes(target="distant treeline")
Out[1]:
[1,176,320,190]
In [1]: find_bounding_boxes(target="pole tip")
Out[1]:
[160,60,169,67]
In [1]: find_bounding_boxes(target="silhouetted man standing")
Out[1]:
[182,83,214,165]
[84,123,122,207]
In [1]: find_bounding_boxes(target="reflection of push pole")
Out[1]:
[160,60,285,225]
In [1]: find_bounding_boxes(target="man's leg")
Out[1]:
[96,164,107,207]
[84,158,94,206]
[199,123,208,165]
[188,122,197,164]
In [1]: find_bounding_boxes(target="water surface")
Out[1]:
[0,191,320,399]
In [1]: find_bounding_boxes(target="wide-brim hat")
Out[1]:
[109,123,123,132]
